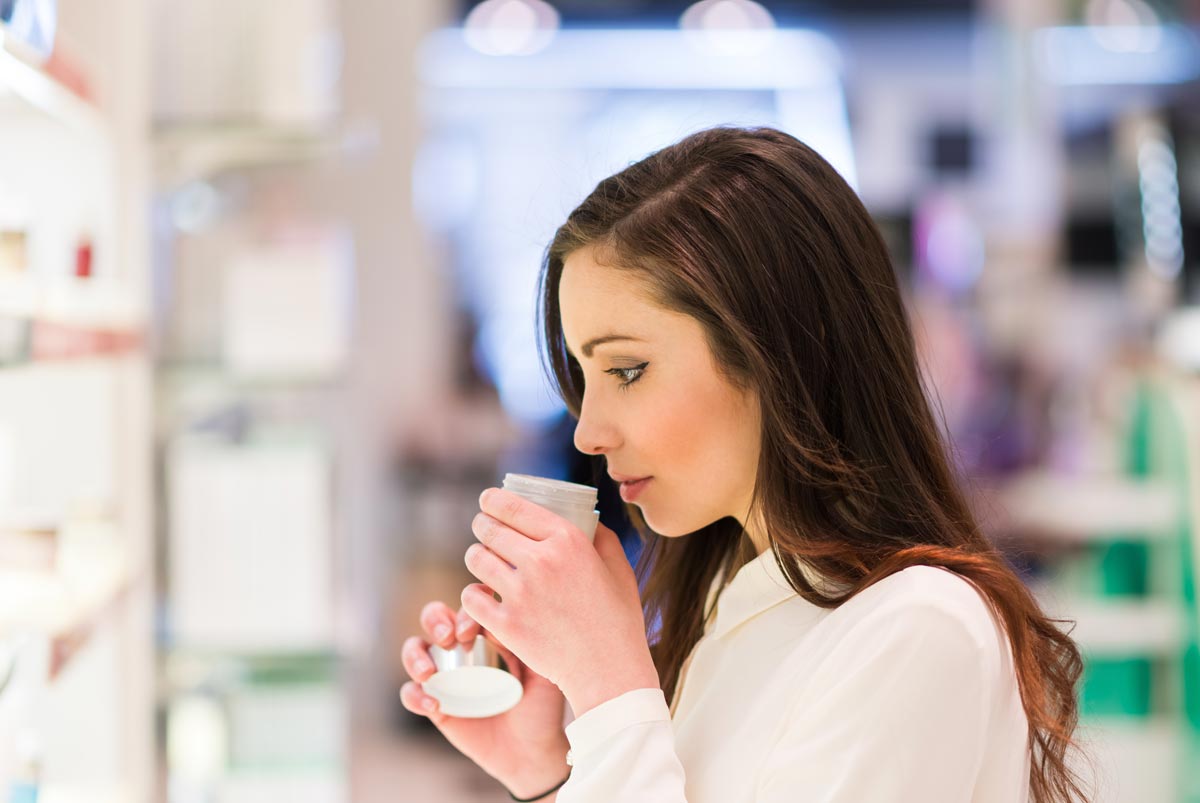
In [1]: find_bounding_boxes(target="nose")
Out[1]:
[573,393,620,456]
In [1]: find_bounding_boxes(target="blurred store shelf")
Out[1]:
[0,511,146,687]
[152,119,378,188]
[1076,716,1184,803]
[1036,593,1186,654]
[997,470,1182,542]
[0,274,145,331]
[0,6,155,798]
[0,36,105,137]
[35,785,134,803]
[0,544,134,640]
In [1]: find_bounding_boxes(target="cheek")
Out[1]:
[632,379,752,533]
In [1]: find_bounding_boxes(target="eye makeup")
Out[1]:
[604,361,649,391]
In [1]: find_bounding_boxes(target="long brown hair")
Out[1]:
[536,126,1090,803]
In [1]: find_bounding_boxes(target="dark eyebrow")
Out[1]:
[571,334,646,359]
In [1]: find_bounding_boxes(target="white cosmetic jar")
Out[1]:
[424,473,601,718]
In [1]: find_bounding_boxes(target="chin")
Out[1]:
[639,508,713,539]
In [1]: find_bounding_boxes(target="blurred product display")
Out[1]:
[221,234,354,382]
[152,0,339,129]
[164,652,348,803]
[149,3,358,801]
[166,437,336,651]
[0,0,153,800]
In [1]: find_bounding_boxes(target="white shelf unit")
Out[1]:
[148,2,355,795]
[0,272,143,330]
[0,22,153,803]
[998,370,1200,803]
[0,39,106,139]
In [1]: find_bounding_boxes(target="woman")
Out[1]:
[400,126,1090,803]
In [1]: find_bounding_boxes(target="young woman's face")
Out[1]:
[559,245,762,538]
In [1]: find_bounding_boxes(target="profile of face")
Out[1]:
[558,245,763,539]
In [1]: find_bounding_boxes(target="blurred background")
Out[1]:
[0,0,1197,800]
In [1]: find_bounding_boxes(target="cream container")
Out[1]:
[424,473,600,718]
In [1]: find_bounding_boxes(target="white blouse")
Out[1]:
[559,550,1031,802]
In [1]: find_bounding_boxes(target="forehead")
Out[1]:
[559,247,663,326]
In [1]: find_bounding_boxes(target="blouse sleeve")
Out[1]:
[558,687,687,802]
[755,601,998,801]
[558,598,1002,802]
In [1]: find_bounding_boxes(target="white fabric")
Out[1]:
[559,551,1031,802]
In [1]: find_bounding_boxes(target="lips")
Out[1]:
[617,476,652,503]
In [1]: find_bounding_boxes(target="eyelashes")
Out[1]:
[604,362,649,392]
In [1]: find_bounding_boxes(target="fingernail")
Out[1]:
[416,659,433,675]
[456,619,471,636]
[422,698,437,712]
[433,624,451,641]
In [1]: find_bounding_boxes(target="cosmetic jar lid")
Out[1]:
[502,473,598,513]
[425,634,524,718]
[424,667,523,718]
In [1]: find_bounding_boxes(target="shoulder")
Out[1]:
[831,565,1008,669]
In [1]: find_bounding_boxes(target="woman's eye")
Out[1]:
[604,362,648,391]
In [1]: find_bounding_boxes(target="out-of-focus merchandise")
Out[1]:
[225,657,345,769]
[71,235,91,280]
[1158,308,1200,373]
[152,0,340,127]
[0,361,117,522]
[0,65,117,295]
[166,654,347,803]
[0,639,50,796]
[0,194,30,276]
[1013,369,1199,803]
[222,230,354,381]
[0,231,28,275]
[166,436,335,651]
[0,0,150,798]
[0,518,55,573]
[0,637,19,698]
[0,0,57,62]
[0,318,29,367]
[27,321,142,363]
[166,692,227,787]
[6,731,40,803]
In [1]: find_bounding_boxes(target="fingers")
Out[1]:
[455,607,481,643]
[417,600,483,652]
[471,511,530,569]
[401,635,438,684]
[409,601,482,684]
[401,600,499,726]
[464,542,518,597]
[419,600,460,649]
[461,582,504,636]
[479,487,575,543]
[400,680,447,726]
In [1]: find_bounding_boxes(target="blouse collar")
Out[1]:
[704,548,833,639]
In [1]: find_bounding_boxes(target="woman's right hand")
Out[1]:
[400,600,572,797]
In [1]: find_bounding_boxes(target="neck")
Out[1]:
[740,508,771,556]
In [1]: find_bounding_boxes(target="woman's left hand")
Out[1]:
[462,487,661,717]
